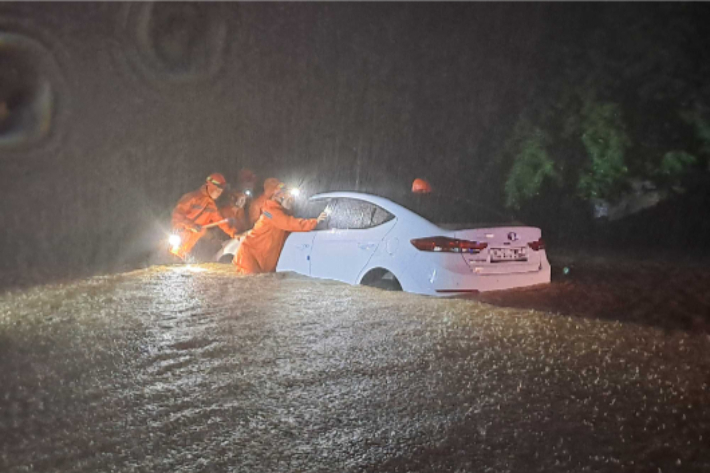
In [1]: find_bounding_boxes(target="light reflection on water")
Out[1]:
[0,265,709,472]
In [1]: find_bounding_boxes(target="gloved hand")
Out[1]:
[316,212,328,223]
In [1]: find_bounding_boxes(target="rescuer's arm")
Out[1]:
[216,218,238,238]
[202,207,236,238]
[269,208,322,232]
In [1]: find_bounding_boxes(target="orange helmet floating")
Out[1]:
[412,178,432,194]
[206,173,227,189]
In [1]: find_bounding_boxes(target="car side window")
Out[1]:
[371,206,395,227]
[326,199,350,230]
[295,199,329,219]
[327,198,394,230]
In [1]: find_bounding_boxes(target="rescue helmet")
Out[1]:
[206,173,227,189]
[271,182,288,198]
[412,178,432,194]
[263,177,282,197]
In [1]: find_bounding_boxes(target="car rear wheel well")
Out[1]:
[360,268,402,291]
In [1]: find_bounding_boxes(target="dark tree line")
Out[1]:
[497,4,710,214]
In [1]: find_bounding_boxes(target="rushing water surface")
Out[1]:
[1,264,709,472]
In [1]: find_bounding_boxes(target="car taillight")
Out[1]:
[410,237,488,253]
[528,238,545,251]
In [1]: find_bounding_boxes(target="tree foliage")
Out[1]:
[504,124,557,208]
[577,100,630,200]
[501,4,710,210]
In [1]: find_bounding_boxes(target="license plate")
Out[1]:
[490,247,527,262]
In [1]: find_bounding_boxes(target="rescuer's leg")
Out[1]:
[233,245,262,274]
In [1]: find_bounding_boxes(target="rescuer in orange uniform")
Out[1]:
[248,177,282,226]
[171,173,239,259]
[218,190,249,235]
[238,168,258,195]
[234,184,327,274]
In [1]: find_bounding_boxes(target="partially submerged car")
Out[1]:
[217,192,550,296]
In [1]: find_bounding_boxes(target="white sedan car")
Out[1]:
[217,192,550,296]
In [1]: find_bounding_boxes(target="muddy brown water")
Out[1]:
[477,250,710,334]
[1,264,709,472]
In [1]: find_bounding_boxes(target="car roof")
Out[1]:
[309,191,435,228]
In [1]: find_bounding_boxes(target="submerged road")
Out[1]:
[1,264,708,472]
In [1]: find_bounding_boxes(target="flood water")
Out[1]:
[1,264,709,472]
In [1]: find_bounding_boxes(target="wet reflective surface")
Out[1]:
[2,264,709,472]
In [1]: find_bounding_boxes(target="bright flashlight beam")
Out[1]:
[169,234,181,248]
[290,188,301,197]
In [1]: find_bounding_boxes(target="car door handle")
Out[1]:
[358,243,376,250]
[296,244,311,250]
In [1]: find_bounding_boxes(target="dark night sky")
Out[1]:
[0,2,697,278]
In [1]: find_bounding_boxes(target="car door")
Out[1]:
[276,232,315,275]
[276,198,330,275]
[309,198,396,284]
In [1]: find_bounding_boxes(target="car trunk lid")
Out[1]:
[450,226,544,274]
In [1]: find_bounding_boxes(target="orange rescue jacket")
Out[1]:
[248,178,282,225]
[172,185,236,237]
[248,194,268,226]
[235,199,318,274]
